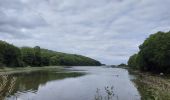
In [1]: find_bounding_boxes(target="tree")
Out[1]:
[0,53,3,66]
[137,31,170,73]
[21,47,35,66]
[118,63,127,67]
[50,56,61,65]
[41,55,50,66]
[33,46,41,66]
[0,40,101,67]
[0,40,23,67]
[128,54,138,69]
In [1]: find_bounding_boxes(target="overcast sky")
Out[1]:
[0,0,170,65]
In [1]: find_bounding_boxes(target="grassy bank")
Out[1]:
[130,70,170,100]
[0,66,63,75]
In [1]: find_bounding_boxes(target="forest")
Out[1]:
[128,31,170,74]
[0,40,101,67]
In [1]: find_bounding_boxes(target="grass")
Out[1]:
[132,70,170,100]
[95,86,117,100]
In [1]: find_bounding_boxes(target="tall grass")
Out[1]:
[134,73,170,100]
[95,86,119,100]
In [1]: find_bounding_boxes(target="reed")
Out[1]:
[134,73,170,100]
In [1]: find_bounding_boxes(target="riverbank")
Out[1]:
[129,69,170,100]
[0,66,63,75]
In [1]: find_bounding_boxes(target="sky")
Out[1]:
[0,0,170,65]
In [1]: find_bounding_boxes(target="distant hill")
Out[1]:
[0,40,101,67]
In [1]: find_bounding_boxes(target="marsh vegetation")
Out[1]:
[133,72,170,100]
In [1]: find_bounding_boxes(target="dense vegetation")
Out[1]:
[128,54,138,69]
[0,41,23,67]
[128,31,170,73]
[117,63,127,67]
[0,40,101,67]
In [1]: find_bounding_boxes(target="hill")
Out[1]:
[0,40,101,67]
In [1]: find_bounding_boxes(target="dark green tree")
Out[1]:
[33,46,41,66]
[0,40,101,67]
[21,47,35,66]
[0,40,23,67]
[132,31,170,73]
[41,55,50,66]
[117,63,127,67]
[128,54,138,69]
[0,53,3,66]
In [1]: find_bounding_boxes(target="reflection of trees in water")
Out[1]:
[0,75,17,100]
[0,71,84,99]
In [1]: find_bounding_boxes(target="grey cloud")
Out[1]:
[0,0,48,38]
[0,0,170,64]
[0,0,24,9]
[0,10,47,29]
[0,25,32,39]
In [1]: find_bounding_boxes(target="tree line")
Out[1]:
[0,40,101,67]
[128,31,170,74]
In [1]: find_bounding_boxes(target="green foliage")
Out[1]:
[0,40,101,67]
[118,63,127,67]
[21,47,35,66]
[41,55,50,66]
[40,49,101,66]
[128,54,139,69]
[128,31,170,73]
[50,56,61,65]
[138,31,170,73]
[33,46,41,66]
[0,53,3,66]
[0,40,23,67]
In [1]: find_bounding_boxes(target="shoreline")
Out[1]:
[129,69,170,100]
[0,66,63,75]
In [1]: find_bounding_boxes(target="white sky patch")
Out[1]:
[0,0,170,64]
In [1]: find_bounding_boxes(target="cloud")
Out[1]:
[0,0,47,38]
[0,0,170,64]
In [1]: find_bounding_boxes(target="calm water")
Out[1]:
[0,67,140,100]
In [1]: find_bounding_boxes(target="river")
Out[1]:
[0,66,140,100]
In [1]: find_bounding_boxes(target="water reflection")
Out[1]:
[0,75,17,100]
[0,70,84,100]
[95,86,116,100]
[0,67,140,100]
